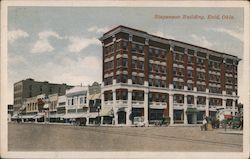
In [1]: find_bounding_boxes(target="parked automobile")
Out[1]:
[133,116,145,127]
[231,117,241,129]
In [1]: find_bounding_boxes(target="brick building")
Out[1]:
[99,26,240,126]
[13,78,72,113]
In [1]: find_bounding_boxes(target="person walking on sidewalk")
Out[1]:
[201,117,207,131]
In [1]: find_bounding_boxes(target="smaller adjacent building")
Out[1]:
[8,105,14,122]
[62,86,89,124]
[61,82,102,125]
[11,82,102,125]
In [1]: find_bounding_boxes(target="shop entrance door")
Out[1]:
[118,111,126,124]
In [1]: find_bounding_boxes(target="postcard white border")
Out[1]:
[1,1,249,159]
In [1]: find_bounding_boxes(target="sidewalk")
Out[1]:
[216,129,243,135]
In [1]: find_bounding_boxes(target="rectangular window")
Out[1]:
[149,78,153,86]
[80,97,83,104]
[122,59,128,67]
[138,45,143,53]
[122,41,128,50]
[173,67,177,76]
[132,43,136,51]
[132,60,136,68]
[84,96,87,104]
[155,65,159,73]
[188,56,193,63]
[149,64,153,72]
[187,70,193,78]
[187,83,193,90]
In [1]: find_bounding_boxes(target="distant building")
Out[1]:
[8,104,14,122]
[13,78,73,113]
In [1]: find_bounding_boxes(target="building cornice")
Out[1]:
[100,25,241,62]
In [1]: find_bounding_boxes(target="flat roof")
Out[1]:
[101,25,240,60]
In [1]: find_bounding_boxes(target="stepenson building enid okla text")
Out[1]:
[99,25,240,126]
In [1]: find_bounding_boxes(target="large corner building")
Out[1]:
[99,26,240,126]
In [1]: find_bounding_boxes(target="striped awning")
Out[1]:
[88,93,101,100]
[100,106,113,117]
[49,114,64,118]
[20,115,36,119]
[11,114,19,119]
[62,113,88,119]
[43,103,49,109]
[33,115,44,119]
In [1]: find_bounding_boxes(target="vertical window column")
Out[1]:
[144,39,149,86]
[102,43,105,82]
[127,35,133,84]
[205,54,209,89]
[184,49,188,88]
[193,51,197,91]
[221,59,226,93]
[168,45,174,88]
[113,36,117,85]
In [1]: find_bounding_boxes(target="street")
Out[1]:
[8,123,243,152]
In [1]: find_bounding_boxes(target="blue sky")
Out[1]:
[8,7,244,104]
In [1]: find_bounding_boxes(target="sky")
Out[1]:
[7,7,244,104]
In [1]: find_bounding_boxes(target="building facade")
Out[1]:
[8,105,14,122]
[13,78,72,113]
[57,82,101,125]
[99,26,240,126]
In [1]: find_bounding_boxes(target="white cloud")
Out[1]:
[8,29,29,43]
[67,36,100,53]
[190,34,213,48]
[58,56,102,85]
[8,54,27,65]
[32,55,102,86]
[38,31,63,40]
[207,27,243,42]
[31,39,54,53]
[31,31,63,54]
[152,31,175,39]
[87,26,110,34]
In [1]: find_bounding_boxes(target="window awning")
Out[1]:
[11,114,19,119]
[62,113,88,119]
[43,104,49,109]
[48,114,64,118]
[87,94,95,100]
[33,115,44,119]
[117,107,126,112]
[99,106,113,117]
[92,93,101,100]
[186,108,198,113]
[20,115,36,119]
[88,93,101,100]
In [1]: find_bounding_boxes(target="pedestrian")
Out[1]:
[201,117,207,131]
